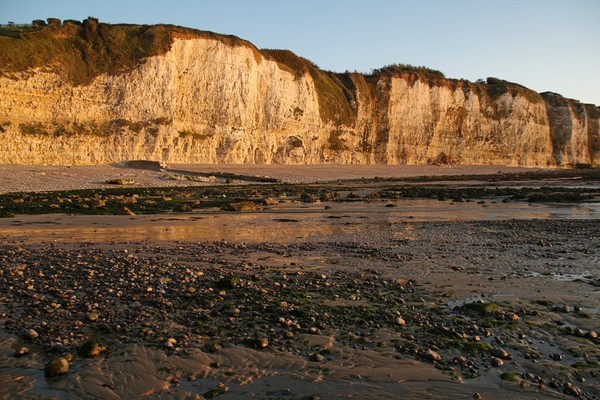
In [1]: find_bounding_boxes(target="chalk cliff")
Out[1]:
[0,20,598,166]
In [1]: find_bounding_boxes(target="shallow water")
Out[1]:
[1,199,598,244]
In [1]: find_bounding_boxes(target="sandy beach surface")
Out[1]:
[0,164,599,399]
[0,163,542,193]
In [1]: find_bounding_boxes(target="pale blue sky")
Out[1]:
[2,0,599,105]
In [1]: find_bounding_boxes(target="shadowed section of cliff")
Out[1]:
[0,18,598,167]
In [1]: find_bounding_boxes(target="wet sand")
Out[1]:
[0,165,599,399]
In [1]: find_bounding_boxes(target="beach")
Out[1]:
[0,163,543,193]
[0,164,599,399]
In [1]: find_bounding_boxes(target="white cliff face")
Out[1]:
[0,35,598,166]
[377,78,553,166]
[0,38,325,164]
[542,92,599,166]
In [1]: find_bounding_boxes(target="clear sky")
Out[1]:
[2,0,599,105]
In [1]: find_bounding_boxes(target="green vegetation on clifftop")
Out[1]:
[372,63,446,79]
[0,18,257,85]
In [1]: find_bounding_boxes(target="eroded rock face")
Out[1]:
[0,33,598,166]
[542,92,600,166]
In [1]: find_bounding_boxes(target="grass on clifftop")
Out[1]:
[372,63,446,79]
[0,18,257,85]
[483,77,542,104]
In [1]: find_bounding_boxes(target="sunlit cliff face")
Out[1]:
[0,28,598,166]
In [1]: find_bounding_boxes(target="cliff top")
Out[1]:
[0,17,260,85]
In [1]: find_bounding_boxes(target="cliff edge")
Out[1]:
[0,19,598,166]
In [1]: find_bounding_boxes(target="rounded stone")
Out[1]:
[87,312,99,322]
[44,357,69,378]
[25,329,39,340]
[13,347,29,357]
[491,357,504,367]
[491,348,511,360]
[426,349,443,362]
[573,328,585,337]
[78,340,107,357]
[507,313,519,321]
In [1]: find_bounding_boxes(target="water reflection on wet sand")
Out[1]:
[1,199,598,244]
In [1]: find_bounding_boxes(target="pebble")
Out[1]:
[87,312,99,322]
[78,340,107,357]
[426,349,442,362]
[507,313,519,321]
[13,347,29,357]
[563,382,582,397]
[491,357,504,367]
[255,338,269,348]
[24,329,39,340]
[119,206,136,216]
[490,348,511,360]
[573,328,585,337]
[556,304,570,313]
[44,357,69,377]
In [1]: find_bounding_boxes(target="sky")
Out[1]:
[2,0,599,105]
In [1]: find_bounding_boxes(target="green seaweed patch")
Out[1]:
[458,340,493,355]
[500,371,521,382]
[572,360,600,373]
[461,302,499,316]
[436,364,463,381]
[216,275,242,290]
